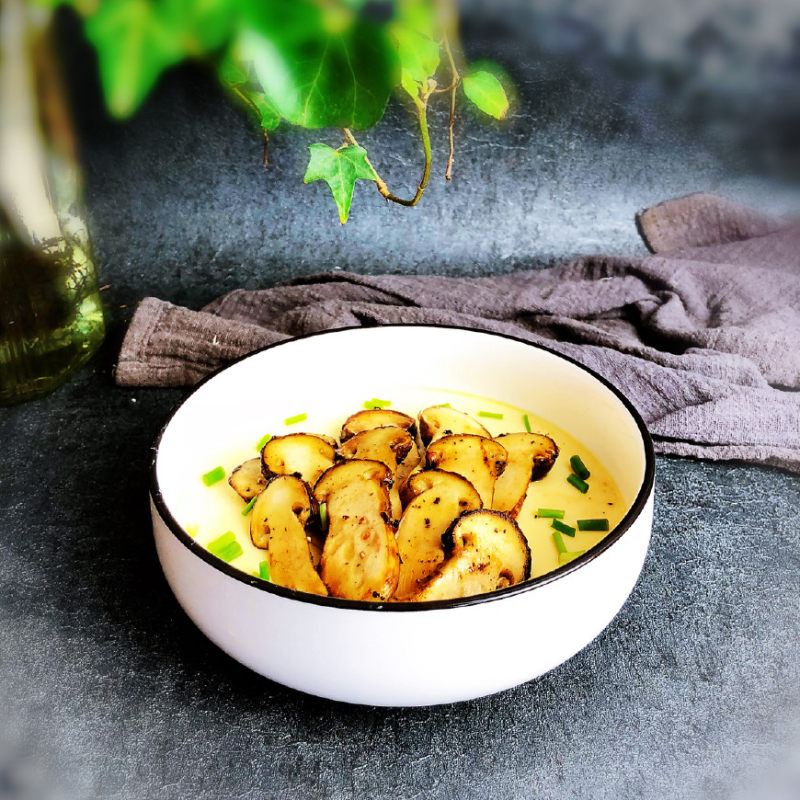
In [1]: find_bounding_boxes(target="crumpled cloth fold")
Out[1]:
[116,193,800,473]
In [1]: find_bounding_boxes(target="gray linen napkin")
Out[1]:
[116,193,800,473]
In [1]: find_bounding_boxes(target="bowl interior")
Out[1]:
[155,326,649,583]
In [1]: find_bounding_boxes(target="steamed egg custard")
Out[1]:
[177,388,626,601]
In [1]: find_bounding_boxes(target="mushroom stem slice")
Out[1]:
[261,433,336,487]
[394,471,482,601]
[341,408,416,441]
[425,434,507,507]
[250,475,328,596]
[414,510,531,601]
[418,406,491,446]
[492,432,559,518]
[314,460,400,601]
[337,426,413,520]
[228,458,267,501]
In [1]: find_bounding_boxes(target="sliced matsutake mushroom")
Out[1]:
[341,408,416,441]
[250,475,328,596]
[314,459,400,601]
[394,470,482,601]
[413,509,531,601]
[491,432,560,518]
[338,427,413,519]
[425,434,507,508]
[228,458,266,501]
[261,433,336,487]
[418,405,491,446]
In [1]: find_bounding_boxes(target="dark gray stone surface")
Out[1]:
[2,3,799,799]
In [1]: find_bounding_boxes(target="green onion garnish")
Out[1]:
[577,518,609,532]
[558,550,585,565]
[363,398,391,409]
[478,411,503,419]
[567,474,589,493]
[523,413,532,433]
[284,412,307,426]
[216,541,243,562]
[259,560,271,581]
[201,466,225,486]
[537,508,565,519]
[241,496,258,516]
[319,502,329,532]
[569,455,590,480]
[256,433,272,451]
[437,402,451,408]
[185,524,199,537]
[552,530,567,554]
[551,519,576,537]
[207,530,236,555]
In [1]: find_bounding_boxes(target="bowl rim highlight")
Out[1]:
[150,323,656,612]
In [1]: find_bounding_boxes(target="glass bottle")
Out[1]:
[0,0,104,405]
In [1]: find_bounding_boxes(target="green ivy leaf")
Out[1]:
[85,0,184,117]
[303,143,375,224]
[391,25,440,90]
[462,68,510,120]
[235,0,397,130]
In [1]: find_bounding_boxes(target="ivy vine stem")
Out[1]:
[343,96,432,208]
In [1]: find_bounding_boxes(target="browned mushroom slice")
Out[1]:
[394,470,482,601]
[418,406,491,446]
[249,475,328,596]
[228,458,266,501]
[341,408,416,441]
[314,460,400,601]
[425,434,507,507]
[261,433,336,487]
[338,427,413,519]
[492,432,560,518]
[413,509,531,601]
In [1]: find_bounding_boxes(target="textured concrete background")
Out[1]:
[1,1,799,798]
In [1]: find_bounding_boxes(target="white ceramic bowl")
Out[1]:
[151,325,655,706]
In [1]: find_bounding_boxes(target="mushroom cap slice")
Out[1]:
[492,432,560,518]
[394,471,482,601]
[425,434,507,507]
[414,509,531,601]
[418,406,491,446]
[341,408,416,441]
[338,427,414,520]
[249,475,328,596]
[314,460,400,601]
[228,458,267,501]
[261,433,336,487]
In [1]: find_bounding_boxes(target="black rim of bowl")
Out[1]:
[150,323,656,612]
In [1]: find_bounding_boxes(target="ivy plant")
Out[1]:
[42,0,512,223]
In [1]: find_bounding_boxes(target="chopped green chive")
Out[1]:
[207,530,236,555]
[256,433,272,451]
[477,411,503,419]
[437,402,451,408]
[577,518,609,532]
[241,496,258,516]
[558,550,585,565]
[185,524,199,537]
[215,541,243,562]
[552,530,567,554]
[259,560,271,581]
[284,412,307,426]
[537,508,565,519]
[319,502,329,532]
[567,474,589,493]
[522,413,532,433]
[363,398,391,409]
[551,519,576,537]
[201,466,225,486]
[570,455,590,480]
